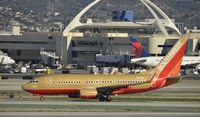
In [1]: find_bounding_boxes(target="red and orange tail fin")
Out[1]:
[154,35,188,79]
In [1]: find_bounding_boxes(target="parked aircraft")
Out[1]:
[130,36,200,67]
[22,35,188,102]
[130,36,149,58]
[0,52,15,65]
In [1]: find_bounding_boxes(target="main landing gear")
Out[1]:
[40,96,44,101]
[98,95,112,102]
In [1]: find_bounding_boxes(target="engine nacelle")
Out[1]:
[80,89,98,99]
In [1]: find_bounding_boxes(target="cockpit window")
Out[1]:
[30,80,39,84]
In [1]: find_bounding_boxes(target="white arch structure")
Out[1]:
[63,0,181,36]
[62,0,181,64]
[63,0,101,35]
[141,0,181,36]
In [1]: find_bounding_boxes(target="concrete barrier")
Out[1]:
[1,76,8,80]
[22,76,33,80]
[0,73,43,80]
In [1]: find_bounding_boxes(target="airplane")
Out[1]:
[0,52,15,65]
[22,34,188,102]
[130,36,200,67]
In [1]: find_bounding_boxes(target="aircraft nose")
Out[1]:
[12,60,15,63]
[10,59,15,64]
[21,83,29,91]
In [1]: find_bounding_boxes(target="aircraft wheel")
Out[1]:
[40,97,44,101]
[99,95,112,102]
[98,95,105,102]
[106,96,112,102]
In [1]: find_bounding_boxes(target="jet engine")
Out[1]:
[80,89,98,99]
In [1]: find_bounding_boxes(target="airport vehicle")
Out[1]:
[130,36,200,67]
[22,35,188,102]
[195,64,200,70]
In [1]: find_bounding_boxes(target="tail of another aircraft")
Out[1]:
[130,36,149,58]
[151,35,189,79]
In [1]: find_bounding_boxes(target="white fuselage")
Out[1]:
[0,55,15,65]
[131,56,200,67]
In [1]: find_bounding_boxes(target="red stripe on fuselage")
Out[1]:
[111,77,177,95]
[111,86,158,95]
[25,89,79,95]
[80,95,97,99]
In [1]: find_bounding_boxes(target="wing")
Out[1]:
[96,75,182,95]
[131,58,147,65]
[96,70,156,95]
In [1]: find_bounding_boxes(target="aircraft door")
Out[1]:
[45,77,53,88]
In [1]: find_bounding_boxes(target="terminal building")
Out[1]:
[0,26,63,65]
[62,0,199,66]
[0,0,200,66]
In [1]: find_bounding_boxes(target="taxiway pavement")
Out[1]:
[0,112,200,117]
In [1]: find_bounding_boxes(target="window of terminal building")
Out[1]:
[111,43,131,46]
[167,30,174,35]
[72,40,76,47]
[158,45,173,48]
[78,41,98,46]
[48,36,53,40]
[1,49,9,55]
[72,51,77,57]
[17,50,21,56]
